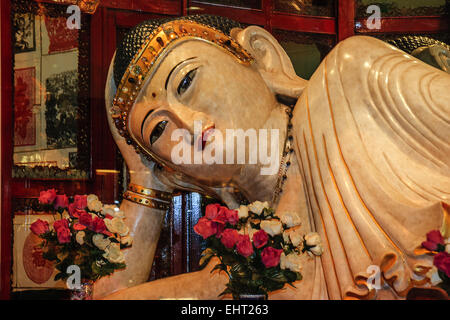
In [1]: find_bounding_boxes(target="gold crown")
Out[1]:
[110,20,253,163]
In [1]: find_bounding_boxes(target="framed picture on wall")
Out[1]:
[13,12,36,53]
[12,0,91,180]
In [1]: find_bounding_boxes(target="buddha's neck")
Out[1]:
[233,103,290,205]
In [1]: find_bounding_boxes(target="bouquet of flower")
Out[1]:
[420,229,450,294]
[194,201,323,299]
[30,189,132,283]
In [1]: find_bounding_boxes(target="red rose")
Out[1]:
[74,195,87,209]
[434,252,450,277]
[220,229,240,249]
[53,219,69,232]
[205,203,221,220]
[91,217,106,233]
[261,246,283,268]
[422,230,445,251]
[30,219,49,235]
[236,235,254,257]
[38,189,57,204]
[56,227,71,244]
[212,207,228,225]
[194,217,218,239]
[252,229,268,248]
[54,195,69,210]
[79,211,93,229]
[226,209,239,226]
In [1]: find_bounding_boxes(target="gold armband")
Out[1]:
[123,190,170,211]
[128,183,172,202]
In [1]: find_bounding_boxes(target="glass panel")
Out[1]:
[191,0,262,9]
[273,29,336,80]
[273,0,335,17]
[12,0,90,180]
[356,0,448,18]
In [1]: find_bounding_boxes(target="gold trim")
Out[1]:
[123,191,170,211]
[128,183,172,202]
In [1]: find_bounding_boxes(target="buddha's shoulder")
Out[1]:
[332,35,405,60]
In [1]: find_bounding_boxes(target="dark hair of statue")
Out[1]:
[113,14,243,87]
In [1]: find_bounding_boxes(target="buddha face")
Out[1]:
[127,39,278,185]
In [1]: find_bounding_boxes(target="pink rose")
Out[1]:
[54,195,69,210]
[236,235,254,257]
[194,217,218,239]
[74,195,87,210]
[422,230,445,251]
[434,252,450,278]
[30,219,49,235]
[53,219,69,232]
[205,203,221,220]
[56,227,71,244]
[225,209,239,226]
[252,229,268,249]
[79,211,93,229]
[220,229,240,249]
[38,189,57,204]
[261,246,283,268]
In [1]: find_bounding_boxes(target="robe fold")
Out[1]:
[293,36,450,299]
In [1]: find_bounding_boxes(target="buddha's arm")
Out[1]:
[93,169,171,299]
[102,258,228,300]
[95,59,175,298]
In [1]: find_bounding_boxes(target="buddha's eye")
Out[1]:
[150,120,168,145]
[177,68,197,96]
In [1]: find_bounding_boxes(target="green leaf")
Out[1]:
[54,272,66,282]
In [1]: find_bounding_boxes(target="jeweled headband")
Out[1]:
[110,18,253,164]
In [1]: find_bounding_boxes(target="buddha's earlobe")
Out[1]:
[233,26,308,98]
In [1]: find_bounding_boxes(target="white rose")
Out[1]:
[87,194,98,203]
[103,243,125,264]
[310,244,324,256]
[88,199,103,212]
[102,205,125,218]
[284,226,303,247]
[237,205,249,219]
[248,201,269,215]
[260,219,283,237]
[426,266,443,286]
[305,232,321,247]
[92,234,111,250]
[446,244,450,254]
[76,231,85,245]
[105,217,129,236]
[121,235,133,246]
[280,253,303,273]
[279,212,301,228]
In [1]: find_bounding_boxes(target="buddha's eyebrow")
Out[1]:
[141,108,155,138]
[165,57,196,90]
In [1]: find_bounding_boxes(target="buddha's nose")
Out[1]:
[168,104,214,137]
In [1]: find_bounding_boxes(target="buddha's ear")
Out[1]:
[232,26,307,98]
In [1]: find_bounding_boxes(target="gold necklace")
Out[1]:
[271,106,294,205]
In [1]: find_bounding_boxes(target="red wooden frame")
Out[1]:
[356,16,449,34]
[0,0,13,301]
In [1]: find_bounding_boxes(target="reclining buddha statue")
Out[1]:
[94,15,450,300]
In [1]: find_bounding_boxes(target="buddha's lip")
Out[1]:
[197,125,215,151]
